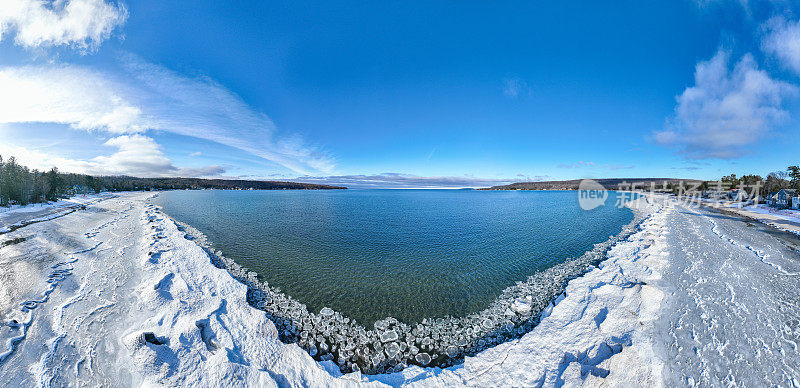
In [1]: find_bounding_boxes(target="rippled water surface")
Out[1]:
[154,189,633,324]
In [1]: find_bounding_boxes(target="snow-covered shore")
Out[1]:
[0,194,114,233]
[698,200,800,236]
[1,192,797,386]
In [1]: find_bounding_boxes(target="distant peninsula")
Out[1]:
[480,178,702,191]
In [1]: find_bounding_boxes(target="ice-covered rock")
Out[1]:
[380,329,398,343]
[510,297,532,314]
[415,352,432,366]
[384,342,400,358]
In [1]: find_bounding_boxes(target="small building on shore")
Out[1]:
[728,189,746,201]
[775,189,797,208]
[766,192,779,206]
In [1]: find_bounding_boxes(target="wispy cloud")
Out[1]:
[762,16,800,76]
[557,161,595,168]
[502,77,529,98]
[670,166,702,171]
[0,0,127,51]
[0,54,334,175]
[425,146,437,162]
[515,174,550,182]
[297,173,520,189]
[557,161,635,170]
[0,135,225,177]
[605,164,636,170]
[655,50,796,159]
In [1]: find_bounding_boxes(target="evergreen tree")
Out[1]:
[789,165,800,190]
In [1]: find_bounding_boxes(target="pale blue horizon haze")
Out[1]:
[1,0,800,188]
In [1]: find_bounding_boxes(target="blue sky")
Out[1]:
[1,0,799,188]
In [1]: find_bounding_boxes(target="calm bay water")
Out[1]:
[154,189,633,325]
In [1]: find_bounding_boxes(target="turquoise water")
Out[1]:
[154,189,633,325]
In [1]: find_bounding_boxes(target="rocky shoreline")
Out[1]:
[166,199,650,374]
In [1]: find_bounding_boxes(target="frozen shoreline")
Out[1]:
[0,191,673,386]
[0,194,115,234]
[169,193,651,375]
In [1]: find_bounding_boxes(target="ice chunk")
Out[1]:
[510,298,532,314]
[384,342,400,358]
[415,352,432,366]
[380,329,399,343]
[374,319,388,331]
[319,307,335,317]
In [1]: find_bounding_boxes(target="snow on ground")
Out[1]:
[741,204,800,224]
[0,192,798,386]
[0,194,114,233]
[696,199,800,237]
[655,203,800,386]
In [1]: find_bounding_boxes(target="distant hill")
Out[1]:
[480,178,703,191]
[100,176,347,191]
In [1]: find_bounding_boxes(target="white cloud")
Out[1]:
[298,173,519,189]
[0,55,334,175]
[762,16,800,75]
[502,77,529,98]
[556,161,635,170]
[0,134,225,177]
[0,65,148,133]
[655,50,796,159]
[557,161,595,168]
[0,0,127,50]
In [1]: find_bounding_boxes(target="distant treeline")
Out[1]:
[481,165,800,198]
[713,165,800,196]
[480,178,700,191]
[0,155,345,207]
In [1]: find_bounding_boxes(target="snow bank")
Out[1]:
[741,204,800,224]
[0,193,115,233]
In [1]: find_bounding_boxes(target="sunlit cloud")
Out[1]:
[0,134,225,177]
[762,16,800,76]
[0,0,127,51]
[0,54,335,176]
[655,50,796,159]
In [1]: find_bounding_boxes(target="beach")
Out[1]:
[0,192,798,386]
